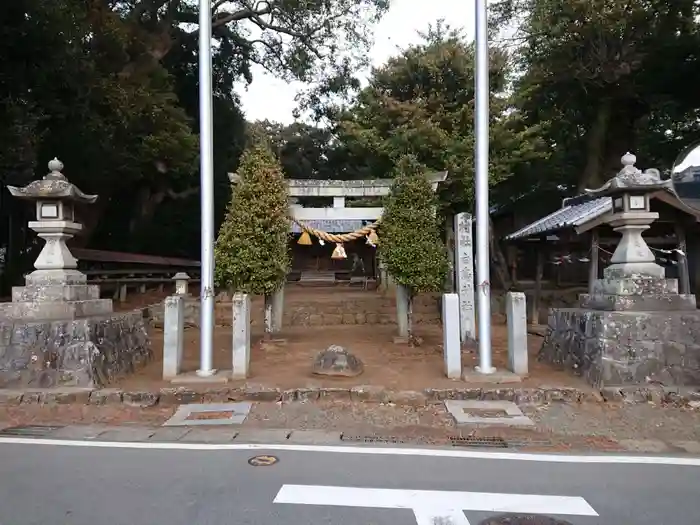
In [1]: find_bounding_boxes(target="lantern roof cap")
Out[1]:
[583,152,671,198]
[7,158,98,204]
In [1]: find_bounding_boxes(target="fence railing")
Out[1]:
[73,248,200,302]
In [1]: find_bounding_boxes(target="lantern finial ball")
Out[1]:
[621,152,636,167]
[48,158,64,173]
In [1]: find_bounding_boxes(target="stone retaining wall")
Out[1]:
[148,294,443,328]
[0,310,151,389]
[541,308,700,387]
[0,384,698,408]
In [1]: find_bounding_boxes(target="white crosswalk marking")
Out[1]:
[274,484,598,524]
[413,507,471,525]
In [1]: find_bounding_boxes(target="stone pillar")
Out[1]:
[396,283,409,338]
[506,292,528,375]
[232,293,251,378]
[445,216,456,292]
[163,295,185,379]
[454,213,476,342]
[271,286,284,333]
[442,293,462,379]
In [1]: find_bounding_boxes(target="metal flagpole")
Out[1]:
[474,0,494,373]
[197,0,215,377]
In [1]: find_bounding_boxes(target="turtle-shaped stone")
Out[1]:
[312,345,364,377]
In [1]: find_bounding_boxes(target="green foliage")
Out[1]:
[214,140,291,295]
[490,0,700,190]
[333,22,548,213]
[380,156,449,294]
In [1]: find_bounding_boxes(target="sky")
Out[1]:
[235,0,477,125]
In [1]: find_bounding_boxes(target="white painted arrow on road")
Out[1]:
[274,484,598,525]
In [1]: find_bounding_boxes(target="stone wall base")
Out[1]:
[0,310,151,389]
[540,307,700,387]
[0,384,698,408]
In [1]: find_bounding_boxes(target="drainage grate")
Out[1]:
[450,436,509,448]
[0,425,64,437]
[479,515,574,525]
[341,435,406,444]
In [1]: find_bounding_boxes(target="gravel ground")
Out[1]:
[526,402,700,441]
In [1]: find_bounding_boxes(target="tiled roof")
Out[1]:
[290,219,369,234]
[504,197,612,240]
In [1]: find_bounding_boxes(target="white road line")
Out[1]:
[273,485,598,517]
[413,507,471,525]
[1,436,700,466]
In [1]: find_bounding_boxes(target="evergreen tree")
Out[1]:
[214,138,290,333]
[380,155,449,335]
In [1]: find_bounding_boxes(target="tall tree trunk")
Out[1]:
[578,97,612,193]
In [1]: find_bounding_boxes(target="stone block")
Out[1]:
[0,310,151,388]
[441,293,461,379]
[234,429,291,443]
[288,430,342,444]
[0,298,113,321]
[98,427,156,442]
[444,400,534,427]
[123,391,159,408]
[163,295,185,379]
[178,428,238,443]
[88,389,123,405]
[163,402,252,427]
[506,292,528,375]
[12,284,100,303]
[540,307,700,387]
[579,292,696,311]
[592,277,678,296]
[232,293,251,379]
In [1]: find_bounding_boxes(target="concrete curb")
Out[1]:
[0,384,697,408]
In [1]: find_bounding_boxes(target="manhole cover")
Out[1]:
[0,425,64,437]
[248,455,279,467]
[341,435,406,444]
[450,436,508,448]
[479,515,574,525]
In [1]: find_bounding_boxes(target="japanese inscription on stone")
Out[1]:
[454,213,476,342]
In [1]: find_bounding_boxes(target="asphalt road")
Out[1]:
[1,440,699,525]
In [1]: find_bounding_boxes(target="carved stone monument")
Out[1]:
[0,159,151,388]
[540,153,700,387]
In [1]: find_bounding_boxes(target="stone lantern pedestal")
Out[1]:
[0,159,150,388]
[540,154,700,387]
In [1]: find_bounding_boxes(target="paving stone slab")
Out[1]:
[98,427,156,442]
[148,427,192,442]
[177,428,238,443]
[444,400,534,427]
[287,430,343,444]
[163,402,252,427]
[49,425,110,440]
[234,429,291,443]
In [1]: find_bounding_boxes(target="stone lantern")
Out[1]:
[539,152,700,388]
[583,152,671,280]
[7,158,98,284]
[1,158,112,320]
[172,272,191,295]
